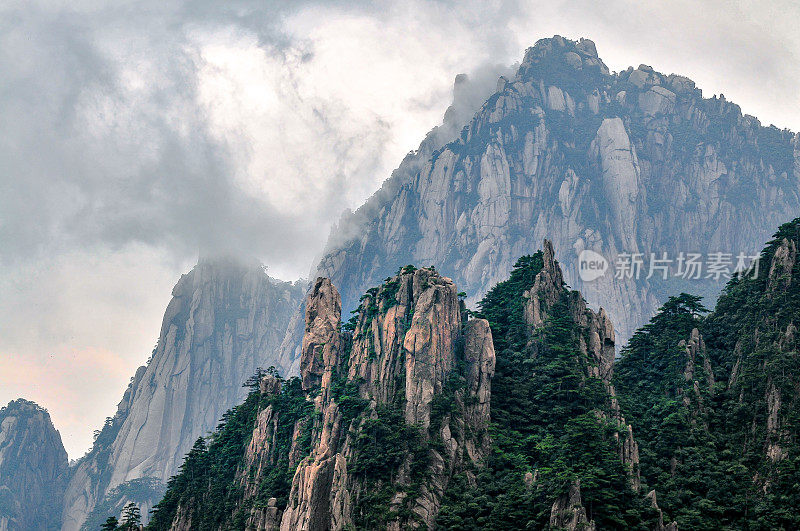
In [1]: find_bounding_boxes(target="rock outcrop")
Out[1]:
[61,257,304,530]
[293,34,800,363]
[281,268,495,530]
[0,399,68,531]
[549,481,595,531]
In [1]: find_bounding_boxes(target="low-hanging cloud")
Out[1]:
[1,1,320,271]
[0,0,527,456]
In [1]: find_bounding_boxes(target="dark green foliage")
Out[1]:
[437,252,656,529]
[101,516,118,530]
[350,404,428,528]
[615,218,800,529]
[119,503,141,529]
[330,375,369,424]
[147,374,312,530]
[477,253,543,354]
[251,378,315,511]
[614,295,721,528]
[141,215,800,529]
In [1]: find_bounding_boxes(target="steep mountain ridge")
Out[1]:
[295,35,799,359]
[6,33,798,530]
[436,242,667,529]
[0,399,68,531]
[276,68,517,374]
[61,258,305,530]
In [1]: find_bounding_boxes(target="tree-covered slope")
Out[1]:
[437,242,662,530]
[138,242,677,530]
[615,217,800,529]
[137,220,800,529]
[147,266,496,530]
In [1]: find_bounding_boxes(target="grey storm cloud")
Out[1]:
[1,1,304,266]
[2,0,799,276]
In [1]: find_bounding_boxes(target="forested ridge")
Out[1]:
[616,217,800,529]
[106,218,800,530]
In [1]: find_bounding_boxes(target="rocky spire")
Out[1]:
[524,239,641,491]
[300,277,342,393]
[281,268,495,530]
[549,480,596,531]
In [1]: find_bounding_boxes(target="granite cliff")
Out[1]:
[295,35,799,359]
[149,265,495,530]
[146,242,670,529]
[10,33,799,530]
[61,258,304,530]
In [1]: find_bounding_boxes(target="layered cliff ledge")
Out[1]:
[61,257,304,530]
[0,399,68,531]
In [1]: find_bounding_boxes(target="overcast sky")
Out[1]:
[1,0,798,458]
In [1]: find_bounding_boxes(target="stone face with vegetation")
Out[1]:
[436,241,660,529]
[0,399,68,531]
[115,222,800,529]
[145,242,670,530]
[615,217,800,529]
[148,265,496,530]
[6,33,800,531]
[298,34,800,359]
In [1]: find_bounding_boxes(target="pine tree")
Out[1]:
[119,503,141,529]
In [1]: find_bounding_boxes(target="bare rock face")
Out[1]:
[294,34,800,365]
[0,399,68,531]
[647,490,679,531]
[768,237,797,290]
[549,481,596,531]
[61,258,304,530]
[300,278,342,393]
[523,240,564,329]
[462,319,496,460]
[678,328,715,415]
[281,269,495,530]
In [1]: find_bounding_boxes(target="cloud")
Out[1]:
[0,0,524,279]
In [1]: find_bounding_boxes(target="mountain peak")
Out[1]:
[1,397,47,414]
[519,35,609,77]
[0,398,68,530]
